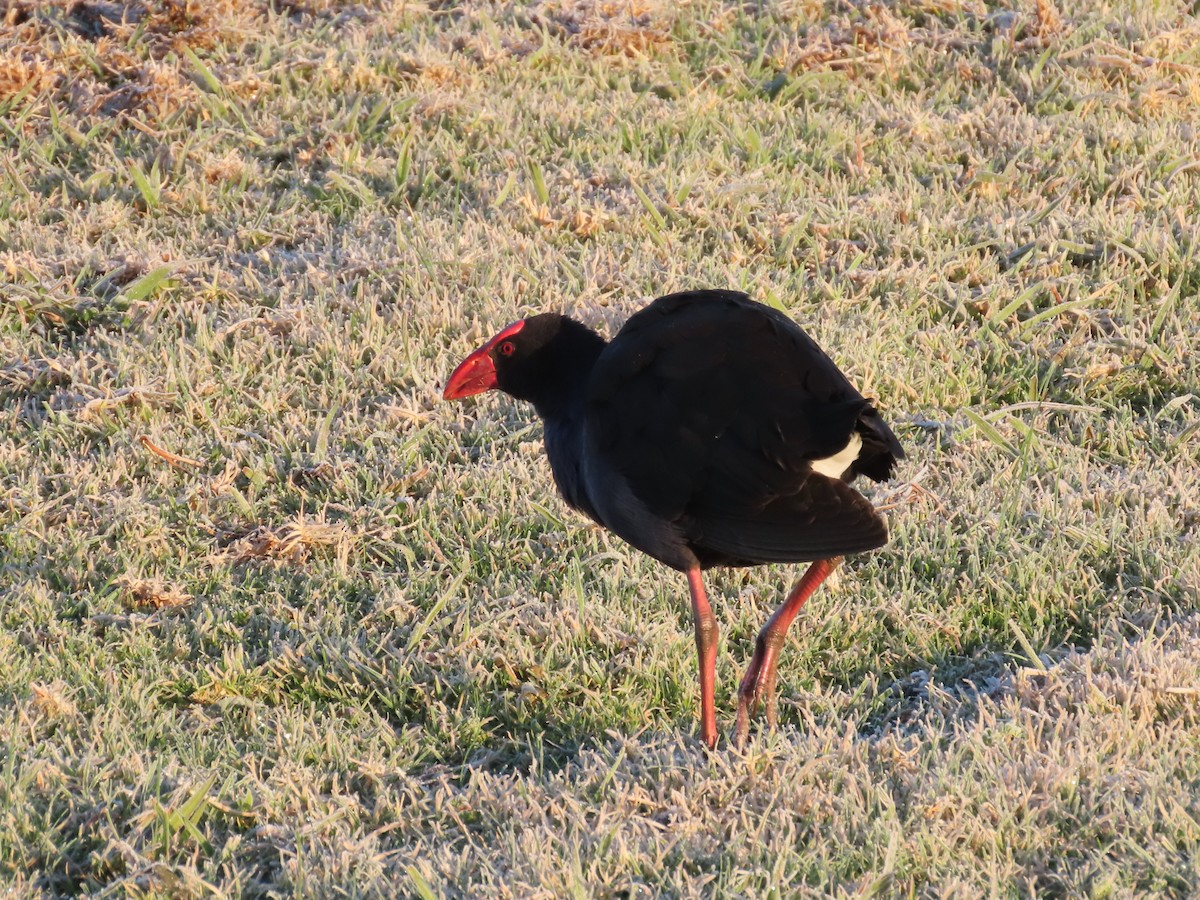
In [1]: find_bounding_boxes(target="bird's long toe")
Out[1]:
[733,701,751,750]
[734,688,767,749]
[733,668,766,749]
[763,673,780,730]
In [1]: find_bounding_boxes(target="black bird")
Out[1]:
[444,290,904,748]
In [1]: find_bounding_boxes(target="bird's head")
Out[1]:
[443,313,603,409]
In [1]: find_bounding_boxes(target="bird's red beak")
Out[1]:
[443,349,497,400]
[442,320,526,400]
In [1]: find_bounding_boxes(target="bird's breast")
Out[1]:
[542,414,601,523]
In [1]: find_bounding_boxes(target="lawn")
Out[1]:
[1,0,1199,895]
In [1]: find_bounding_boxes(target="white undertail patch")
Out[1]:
[809,433,862,479]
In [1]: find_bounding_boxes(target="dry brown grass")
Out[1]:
[116,573,194,609]
[29,682,79,720]
[773,3,919,75]
[0,0,260,117]
[219,512,355,566]
[534,0,675,57]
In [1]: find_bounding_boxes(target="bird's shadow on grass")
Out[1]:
[435,590,1188,783]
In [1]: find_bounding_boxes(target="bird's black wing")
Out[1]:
[585,291,891,564]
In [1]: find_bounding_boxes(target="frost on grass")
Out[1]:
[1,0,1198,895]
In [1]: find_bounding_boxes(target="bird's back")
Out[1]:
[583,290,903,569]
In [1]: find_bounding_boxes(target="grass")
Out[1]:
[1,0,1199,895]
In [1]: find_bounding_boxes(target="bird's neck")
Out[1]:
[526,323,607,422]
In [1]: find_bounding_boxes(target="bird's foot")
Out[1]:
[733,677,769,750]
[732,701,751,750]
[733,641,781,749]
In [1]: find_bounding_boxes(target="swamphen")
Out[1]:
[443,290,904,748]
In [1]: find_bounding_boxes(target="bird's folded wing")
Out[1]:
[682,473,888,563]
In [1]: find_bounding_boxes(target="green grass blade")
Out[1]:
[120,265,174,301]
[493,170,517,207]
[1018,295,1093,334]
[630,180,667,231]
[396,129,415,188]
[183,45,225,95]
[128,161,161,208]
[962,408,1018,458]
[405,573,465,652]
[980,282,1043,333]
[528,159,550,205]
[407,867,440,900]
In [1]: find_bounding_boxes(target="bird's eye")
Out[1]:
[498,341,516,357]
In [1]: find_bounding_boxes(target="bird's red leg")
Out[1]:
[734,556,842,749]
[686,567,719,749]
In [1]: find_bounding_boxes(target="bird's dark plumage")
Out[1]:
[583,290,901,570]
[443,289,905,748]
